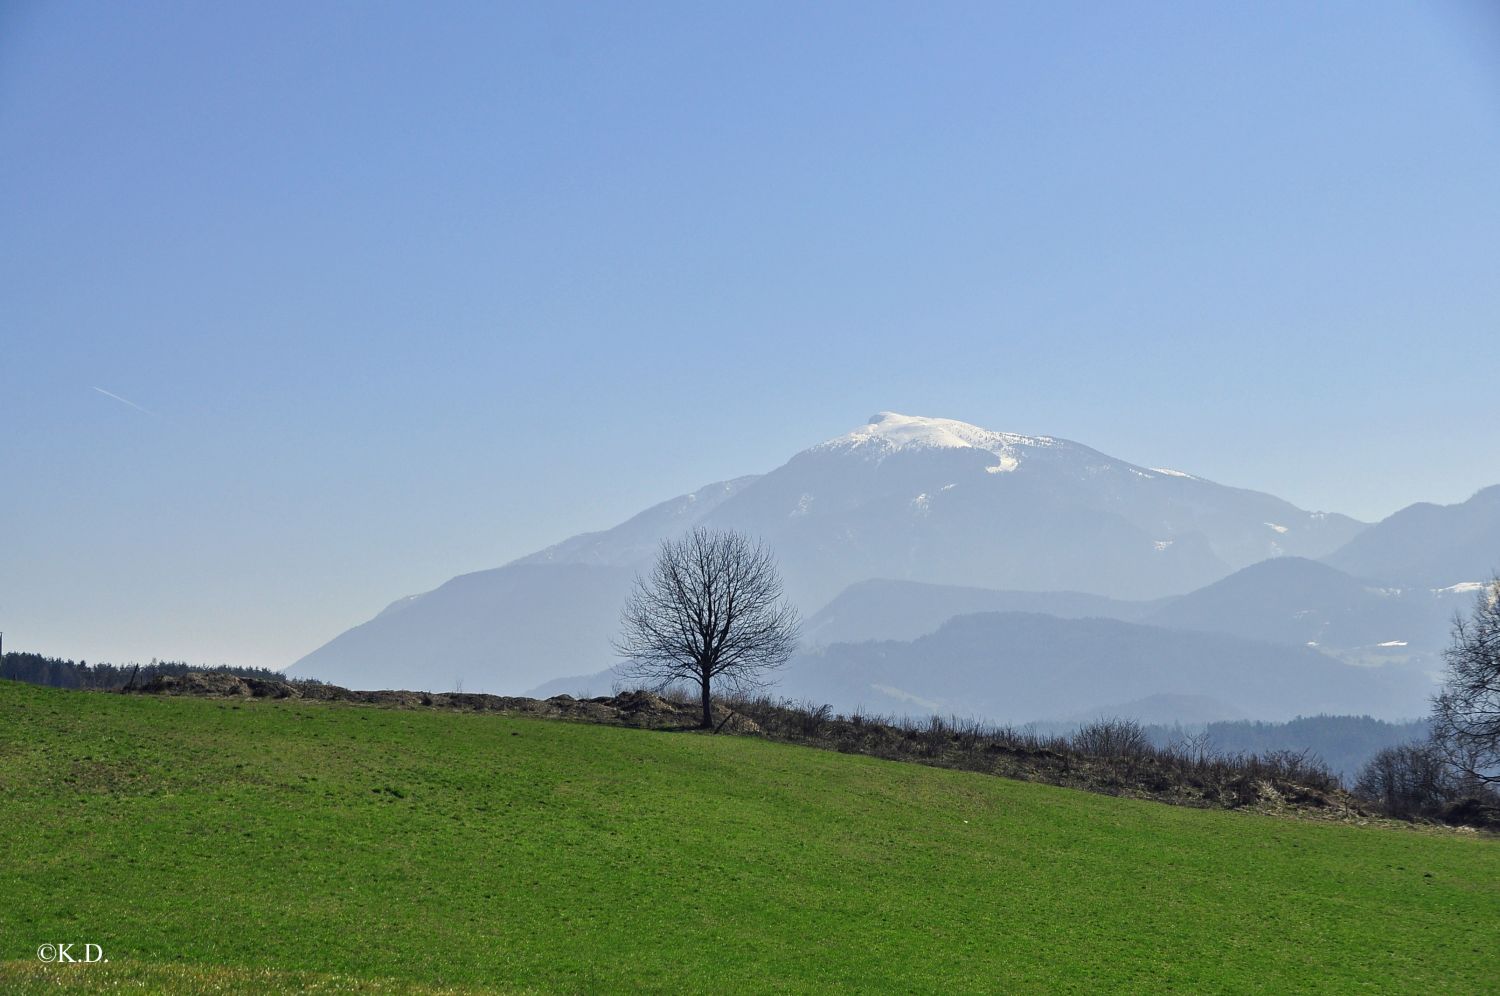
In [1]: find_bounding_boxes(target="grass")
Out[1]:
[0,961,489,993]
[0,680,1495,993]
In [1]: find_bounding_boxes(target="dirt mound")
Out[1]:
[141,672,258,697]
[133,672,759,734]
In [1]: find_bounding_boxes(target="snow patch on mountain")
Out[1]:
[817,411,1055,468]
[870,684,942,711]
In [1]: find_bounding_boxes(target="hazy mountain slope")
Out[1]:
[290,413,1365,692]
[812,559,1473,658]
[1140,557,1464,653]
[780,612,1431,723]
[1059,693,1249,726]
[518,476,761,567]
[288,477,755,691]
[1323,485,1500,587]
[804,578,1156,646]
[291,563,636,692]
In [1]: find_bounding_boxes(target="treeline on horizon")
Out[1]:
[1144,716,1431,784]
[0,651,291,691]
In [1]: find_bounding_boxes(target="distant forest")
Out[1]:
[0,651,292,691]
[1145,715,1431,784]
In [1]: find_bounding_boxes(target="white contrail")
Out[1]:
[91,386,154,415]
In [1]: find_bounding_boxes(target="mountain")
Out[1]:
[1060,693,1249,726]
[536,560,1457,723]
[1323,485,1500,588]
[780,612,1432,724]
[293,564,636,693]
[288,476,759,692]
[808,560,1471,663]
[290,412,1364,693]
[1139,557,1467,656]
[803,579,1155,646]
[538,412,1363,606]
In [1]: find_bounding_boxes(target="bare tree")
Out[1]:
[1354,742,1457,817]
[1432,577,1500,786]
[615,527,800,729]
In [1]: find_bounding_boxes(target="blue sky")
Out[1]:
[2,1,1497,669]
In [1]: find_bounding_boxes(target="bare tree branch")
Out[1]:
[1432,577,1500,785]
[613,527,801,728]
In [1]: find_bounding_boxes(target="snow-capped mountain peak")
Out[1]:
[290,412,1373,694]
[814,412,1056,469]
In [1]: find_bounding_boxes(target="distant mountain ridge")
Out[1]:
[1322,485,1500,588]
[803,558,1473,661]
[803,579,1156,646]
[1140,557,1469,654]
[782,612,1429,723]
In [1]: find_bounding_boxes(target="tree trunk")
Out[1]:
[700,676,713,729]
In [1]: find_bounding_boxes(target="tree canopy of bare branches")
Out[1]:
[1432,577,1500,785]
[615,527,800,728]
[1354,742,1458,817]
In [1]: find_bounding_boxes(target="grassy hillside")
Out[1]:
[1,681,1495,993]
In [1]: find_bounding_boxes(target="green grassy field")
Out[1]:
[1,680,1495,993]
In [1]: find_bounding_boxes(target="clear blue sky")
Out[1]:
[3,1,1498,669]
